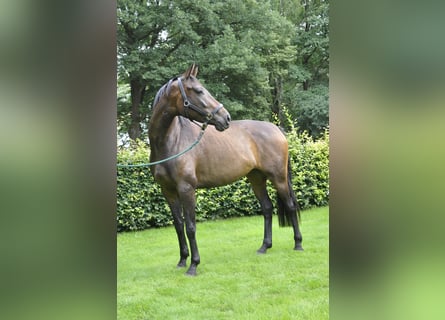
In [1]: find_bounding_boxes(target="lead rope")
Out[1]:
[117,123,208,168]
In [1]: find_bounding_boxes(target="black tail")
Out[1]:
[277,155,301,227]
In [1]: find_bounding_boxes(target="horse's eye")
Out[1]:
[194,88,204,95]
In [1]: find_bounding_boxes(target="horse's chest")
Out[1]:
[153,164,191,188]
[152,165,172,185]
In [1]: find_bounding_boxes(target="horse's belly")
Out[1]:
[196,173,247,188]
[195,156,255,188]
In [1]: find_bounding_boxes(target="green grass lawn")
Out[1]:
[118,206,328,320]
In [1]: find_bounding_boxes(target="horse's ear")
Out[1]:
[183,63,198,78]
[191,64,199,77]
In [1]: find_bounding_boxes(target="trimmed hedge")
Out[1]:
[117,126,329,232]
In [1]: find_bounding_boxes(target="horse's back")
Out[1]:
[197,120,288,184]
[210,119,287,161]
[230,120,286,143]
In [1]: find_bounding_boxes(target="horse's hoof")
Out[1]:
[257,248,267,254]
[257,243,271,254]
[185,266,197,276]
[177,259,187,268]
[294,246,304,251]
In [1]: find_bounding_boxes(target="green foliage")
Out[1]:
[195,180,262,222]
[117,140,171,231]
[286,84,329,138]
[288,129,329,208]
[117,121,329,231]
[274,0,329,138]
[293,0,329,86]
[276,108,329,208]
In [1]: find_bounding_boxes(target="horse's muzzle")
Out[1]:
[212,108,231,131]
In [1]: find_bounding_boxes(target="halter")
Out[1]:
[177,77,223,124]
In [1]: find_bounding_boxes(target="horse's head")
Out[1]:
[173,64,231,131]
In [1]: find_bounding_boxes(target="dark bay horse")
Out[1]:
[149,64,303,276]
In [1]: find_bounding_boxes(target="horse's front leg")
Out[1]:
[178,182,200,276]
[162,188,189,268]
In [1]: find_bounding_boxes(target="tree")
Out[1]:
[118,0,213,140]
[117,0,329,140]
[282,0,329,136]
[294,0,329,91]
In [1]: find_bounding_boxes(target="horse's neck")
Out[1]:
[149,104,176,148]
[149,104,194,163]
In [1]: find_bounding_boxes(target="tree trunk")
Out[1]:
[270,74,284,126]
[128,78,146,140]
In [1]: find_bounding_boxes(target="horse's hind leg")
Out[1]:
[274,180,303,251]
[162,187,189,268]
[247,170,274,254]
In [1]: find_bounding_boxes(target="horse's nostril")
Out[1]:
[227,114,231,122]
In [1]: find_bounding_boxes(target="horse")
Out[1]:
[149,64,303,276]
